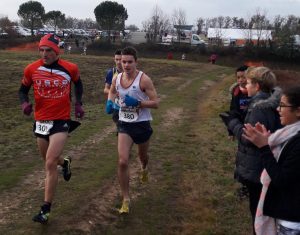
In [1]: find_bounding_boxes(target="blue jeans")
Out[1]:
[278,224,300,235]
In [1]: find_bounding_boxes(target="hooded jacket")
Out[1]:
[228,89,282,183]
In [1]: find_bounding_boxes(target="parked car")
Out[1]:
[36,28,55,36]
[0,27,8,38]
[11,26,31,37]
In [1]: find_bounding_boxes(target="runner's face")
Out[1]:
[121,55,137,75]
[114,55,122,71]
[39,46,58,65]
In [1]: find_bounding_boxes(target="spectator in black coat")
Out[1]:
[243,86,300,235]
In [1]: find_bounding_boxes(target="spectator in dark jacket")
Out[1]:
[243,86,300,235]
[220,66,282,234]
[230,65,250,120]
[228,65,250,199]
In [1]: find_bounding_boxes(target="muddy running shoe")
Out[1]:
[139,168,149,183]
[118,199,130,214]
[62,156,72,181]
[32,207,50,224]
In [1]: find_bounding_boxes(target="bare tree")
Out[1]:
[142,5,170,42]
[172,8,187,42]
[250,8,270,46]
[0,16,15,37]
[216,16,225,28]
[196,17,204,34]
[224,16,232,28]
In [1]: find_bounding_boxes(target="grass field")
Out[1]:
[2,50,293,234]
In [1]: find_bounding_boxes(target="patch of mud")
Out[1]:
[161,76,183,82]
[199,80,217,91]
[162,107,184,129]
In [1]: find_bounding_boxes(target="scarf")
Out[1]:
[255,121,300,235]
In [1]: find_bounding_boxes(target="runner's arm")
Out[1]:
[104,83,111,96]
[74,78,83,104]
[104,69,113,95]
[18,84,30,104]
[108,76,117,101]
[140,75,159,109]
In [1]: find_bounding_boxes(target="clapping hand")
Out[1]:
[242,123,270,148]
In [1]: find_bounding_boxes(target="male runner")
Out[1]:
[106,47,159,214]
[104,49,123,123]
[18,34,84,224]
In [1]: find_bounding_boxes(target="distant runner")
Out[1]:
[18,34,84,224]
[106,46,159,214]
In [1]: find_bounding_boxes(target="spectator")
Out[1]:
[210,53,217,64]
[243,86,300,235]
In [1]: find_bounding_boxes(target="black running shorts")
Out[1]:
[117,121,153,144]
[33,120,70,141]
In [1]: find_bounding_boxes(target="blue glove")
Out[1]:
[113,102,120,110]
[124,94,139,107]
[105,100,113,114]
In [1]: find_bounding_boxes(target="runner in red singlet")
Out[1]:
[18,34,84,224]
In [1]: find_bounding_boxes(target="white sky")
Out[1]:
[1,0,300,28]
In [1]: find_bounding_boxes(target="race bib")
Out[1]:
[35,121,54,135]
[119,107,139,122]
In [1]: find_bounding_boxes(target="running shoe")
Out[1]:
[32,207,50,224]
[118,199,130,214]
[62,156,72,181]
[140,168,149,183]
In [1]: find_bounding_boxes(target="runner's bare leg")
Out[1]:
[117,133,133,201]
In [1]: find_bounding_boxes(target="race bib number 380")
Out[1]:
[35,121,54,135]
[119,107,139,122]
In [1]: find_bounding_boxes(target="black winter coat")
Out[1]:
[262,131,300,222]
[228,91,281,183]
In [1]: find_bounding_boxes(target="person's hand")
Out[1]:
[105,99,113,114]
[21,102,33,116]
[219,111,242,127]
[124,94,139,107]
[75,102,84,118]
[242,123,270,148]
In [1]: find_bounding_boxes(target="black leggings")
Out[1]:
[244,181,262,235]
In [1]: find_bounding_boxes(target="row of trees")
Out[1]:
[1,0,128,41]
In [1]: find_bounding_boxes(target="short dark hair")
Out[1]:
[236,65,249,73]
[121,46,138,61]
[115,49,122,55]
[283,86,300,109]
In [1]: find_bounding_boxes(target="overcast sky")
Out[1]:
[1,0,300,28]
